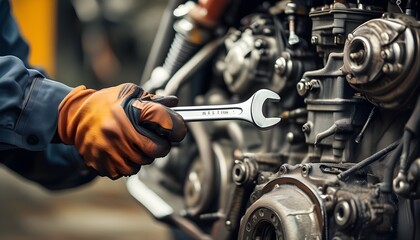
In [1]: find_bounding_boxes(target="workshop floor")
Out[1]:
[0,166,171,240]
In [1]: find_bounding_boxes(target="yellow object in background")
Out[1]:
[11,0,57,76]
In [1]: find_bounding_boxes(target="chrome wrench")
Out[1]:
[172,89,281,129]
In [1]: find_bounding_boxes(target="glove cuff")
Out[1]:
[57,85,96,145]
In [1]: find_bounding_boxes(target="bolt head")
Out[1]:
[275,57,287,75]
[311,36,318,44]
[297,80,307,96]
[302,122,311,133]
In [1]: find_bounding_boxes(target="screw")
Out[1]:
[279,165,288,174]
[301,164,311,177]
[382,63,394,74]
[297,80,307,96]
[311,36,318,44]
[258,174,266,184]
[308,79,320,90]
[346,74,353,82]
[302,122,312,133]
[275,57,287,75]
[254,39,266,49]
[380,49,393,61]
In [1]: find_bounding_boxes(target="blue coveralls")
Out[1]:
[0,0,95,189]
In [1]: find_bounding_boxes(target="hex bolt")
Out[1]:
[380,49,390,60]
[279,165,288,175]
[232,160,247,184]
[346,74,353,82]
[254,39,267,49]
[297,79,320,96]
[308,80,320,91]
[334,200,353,228]
[311,35,319,44]
[302,122,312,133]
[257,174,266,184]
[275,57,287,76]
[301,164,311,177]
[382,63,394,74]
[297,80,307,96]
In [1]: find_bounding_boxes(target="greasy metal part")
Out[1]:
[183,122,214,217]
[224,184,246,237]
[337,140,400,181]
[140,0,183,82]
[240,162,396,239]
[239,185,320,239]
[393,131,414,196]
[343,13,420,109]
[183,156,205,210]
[300,52,369,163]
[163,36,225,95]
[172,89,281,129]
[143,0,223,92]
[129,1,420,239]
[240,163,328,239]
[280,108,307,120]
[309,2,383,60]
[221,14,280,94]
[394,95,420,197]
[334,200,354,229]
[285,2,299,45]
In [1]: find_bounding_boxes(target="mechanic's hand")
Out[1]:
[57,83,187,179]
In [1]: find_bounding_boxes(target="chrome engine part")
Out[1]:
[128,0,420,239]
[343,13,420,109]
[239,163,396,239]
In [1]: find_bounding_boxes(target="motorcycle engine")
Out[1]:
[129,0,420,239]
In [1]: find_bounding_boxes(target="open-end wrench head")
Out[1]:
[251,89,281,129]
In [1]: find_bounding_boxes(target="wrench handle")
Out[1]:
[170,89,281,129]
[172,105,245,121]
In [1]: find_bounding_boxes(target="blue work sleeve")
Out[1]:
[0,56,71,150]
[0,56,96,190]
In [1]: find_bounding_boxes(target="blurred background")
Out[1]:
[2,0,174,239]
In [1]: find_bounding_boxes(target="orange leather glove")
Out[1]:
[57,83,187,179]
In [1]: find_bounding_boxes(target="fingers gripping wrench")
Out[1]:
[172,89,281,129]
